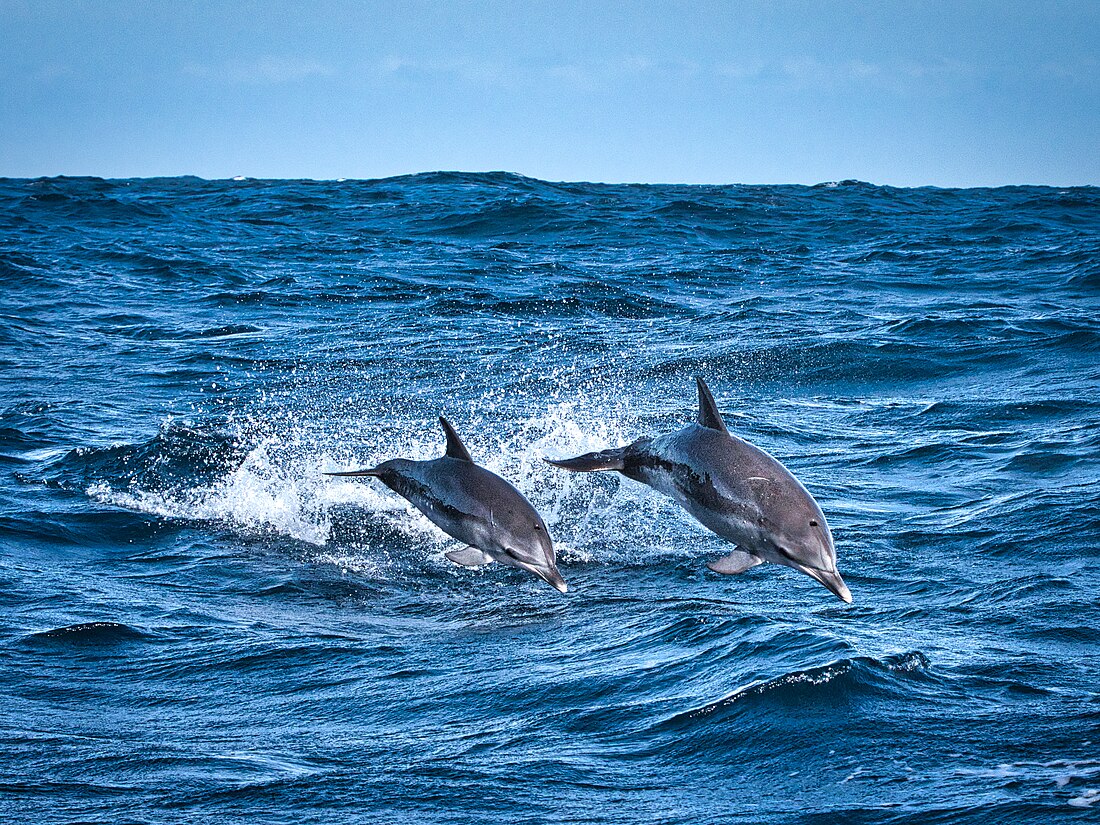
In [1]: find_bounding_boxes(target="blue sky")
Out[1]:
[2,0,1098,185]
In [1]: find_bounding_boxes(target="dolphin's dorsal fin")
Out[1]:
[439,416,473,462]
[695,376,729,434]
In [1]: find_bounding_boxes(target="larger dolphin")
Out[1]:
[326,417,567,593]
[545,378,850,602]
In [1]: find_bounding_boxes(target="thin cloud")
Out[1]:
[716,56,975,92]
[183,56,334,84]
[30,62,73,82]
[374,56,506,86]
[1037,56,1100,84]
[545,57,699,90]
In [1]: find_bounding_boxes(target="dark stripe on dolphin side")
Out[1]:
[546,438,753,522]
[380,470,469,525]
[630,449,751,521]
[326,465,470,525]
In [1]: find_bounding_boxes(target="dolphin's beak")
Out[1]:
[538,566,569,593]
[803,566,852,603]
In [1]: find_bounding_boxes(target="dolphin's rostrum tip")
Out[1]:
[548,574,568,593]
[810,568,852,603]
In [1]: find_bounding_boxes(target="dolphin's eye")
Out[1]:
[809,520,819,527]
[533,524,542,531]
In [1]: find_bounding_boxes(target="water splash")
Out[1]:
[80,398,691,567]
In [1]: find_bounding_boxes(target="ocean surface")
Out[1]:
[1,173,1098,824]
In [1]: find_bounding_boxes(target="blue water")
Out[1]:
[2,173,1099,823]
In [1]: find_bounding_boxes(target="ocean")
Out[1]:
[1,172,1098,823]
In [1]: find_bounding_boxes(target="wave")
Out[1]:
[659,651,932,731]
[95,322,263,342]
[3,173,1098,824]
[22,621,150,645]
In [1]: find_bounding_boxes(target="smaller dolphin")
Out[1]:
[325,417,567,593]
[544,378,850,602]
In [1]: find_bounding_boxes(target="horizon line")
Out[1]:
[2,169,1098,191]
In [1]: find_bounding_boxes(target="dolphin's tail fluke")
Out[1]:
[323,467,384,478]
[543,447,627,473]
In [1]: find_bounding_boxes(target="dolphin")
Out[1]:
[325,416,567,593]
[544,378,850,602]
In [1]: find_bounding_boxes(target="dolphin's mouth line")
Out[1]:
[500,548,568,593]
[776,547,845,582]
[767,546,851,603]
[773,545,806,566]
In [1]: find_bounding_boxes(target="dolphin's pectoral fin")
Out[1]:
[706,549,764,575]
[695,376,730,434]
[543,448,626,472]
[439,416,474,462]
[446,547,495,567]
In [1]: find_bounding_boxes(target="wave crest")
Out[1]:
[660,651,932,730]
